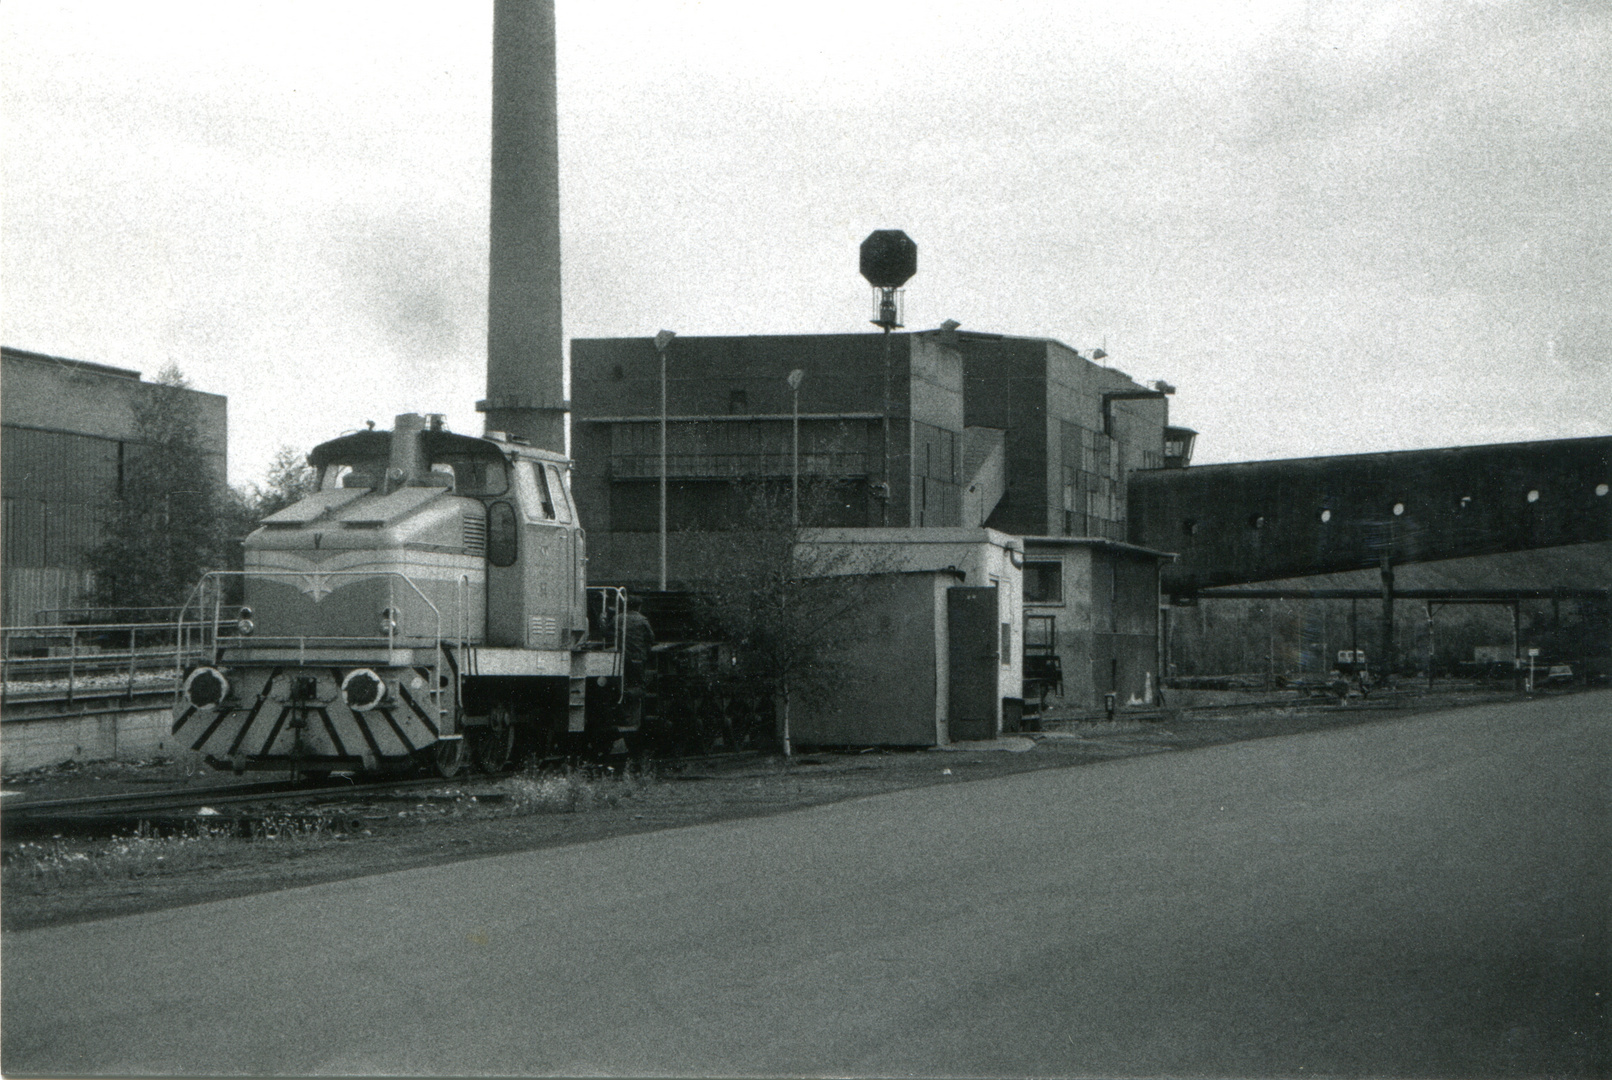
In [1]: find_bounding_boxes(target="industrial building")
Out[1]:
[570,328,1184,730]
[0,346,228,626]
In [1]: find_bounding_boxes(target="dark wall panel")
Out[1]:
[1131,437,1612,593]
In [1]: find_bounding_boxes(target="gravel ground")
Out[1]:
[0,685,1564,932]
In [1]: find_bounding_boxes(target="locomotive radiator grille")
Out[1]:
[529,615,559,646]
[461,513,488,556]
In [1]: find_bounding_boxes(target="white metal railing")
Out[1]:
[1,619,195,706]
[177,570,448,730]
[588,586,627,698]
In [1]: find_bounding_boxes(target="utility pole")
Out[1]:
[1379,552,1395,685]
[653,330,675,591]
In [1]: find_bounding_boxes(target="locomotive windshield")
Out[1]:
[315,455,509,495]
[436,455,508,496]
[307,428,512,496]
[319,460,385,491]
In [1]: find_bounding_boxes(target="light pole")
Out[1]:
[654,329,675,590]
[787,369,805,526]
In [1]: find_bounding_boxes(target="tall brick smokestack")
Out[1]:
[479,0,565,452]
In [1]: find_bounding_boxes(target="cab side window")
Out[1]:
[544,465,573,524]
[532,463,557,520]
[514,461,557,522]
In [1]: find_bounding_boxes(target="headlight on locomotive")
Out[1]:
[341,668,389,712]
[235,606,255,636]
[183,666,230,708]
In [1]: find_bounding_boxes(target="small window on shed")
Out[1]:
[1024,561,1063,604]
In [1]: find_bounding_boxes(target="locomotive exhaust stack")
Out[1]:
[388,412,428,490]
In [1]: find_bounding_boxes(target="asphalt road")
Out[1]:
[3,692,1607,1078]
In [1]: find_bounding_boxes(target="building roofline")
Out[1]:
[800,526,1024,550]
[579,412,883,424]
[1157,434,1612,475]
[1021,535,1178,560]
[2,345,141,381]
[572,328,1116,358]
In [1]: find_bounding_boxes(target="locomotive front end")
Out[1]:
[173,415,498,777]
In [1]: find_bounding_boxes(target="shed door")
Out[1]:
[948,586,999,742]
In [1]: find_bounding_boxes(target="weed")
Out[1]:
[497,762,656,816]
[1,813,342,885]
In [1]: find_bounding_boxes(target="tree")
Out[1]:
[683,480,891,755]
[249,445,318,519]
[84,365,237,614]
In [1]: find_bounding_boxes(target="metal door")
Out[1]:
[948,586,999,741]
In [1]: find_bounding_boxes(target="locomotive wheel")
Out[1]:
[431,737,465,779]
[473,706,516,773]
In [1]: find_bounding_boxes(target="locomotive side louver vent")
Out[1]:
[529,615,558,645]
[462,513,488,556]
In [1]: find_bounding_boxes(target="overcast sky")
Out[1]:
[4,0,1608,486]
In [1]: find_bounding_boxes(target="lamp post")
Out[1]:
[787,369,805,526]
[653,329,675,590]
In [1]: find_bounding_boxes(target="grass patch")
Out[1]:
[497,764,655,815]
[2,814,344,885]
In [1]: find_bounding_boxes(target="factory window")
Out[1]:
[1526,489,1539,503]
[487,502,518,567]
[1024,561,1062,604]
[1319,509,1332,523]
[1597,483,1608,497]
[1458,495,1473,511]
[1248,514,1266,530]
[1392,501,1405,516]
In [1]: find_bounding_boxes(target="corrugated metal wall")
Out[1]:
[2,427,121,623]
[2,426,121,505]
[2,426,119,567]
[1,566,95,626]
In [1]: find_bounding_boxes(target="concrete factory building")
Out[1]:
[0,346,228,626]
[570,328,1184,730]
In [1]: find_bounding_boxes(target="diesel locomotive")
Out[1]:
[173,412,635,778]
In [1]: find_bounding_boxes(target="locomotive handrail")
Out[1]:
[176,570,449,732]
[586,584,627,674]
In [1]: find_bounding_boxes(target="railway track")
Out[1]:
[2,746,757,831]
[2,775,472,827]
